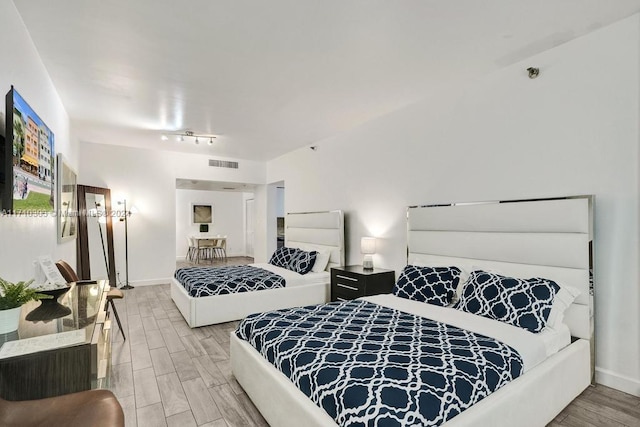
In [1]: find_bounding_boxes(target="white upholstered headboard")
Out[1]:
[407,196,593,346]
[285,210,345,270]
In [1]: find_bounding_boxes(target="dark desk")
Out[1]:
[0,280,111,400]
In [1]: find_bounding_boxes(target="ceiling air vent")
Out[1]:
[209,159,238,169]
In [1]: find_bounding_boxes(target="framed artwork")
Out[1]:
[192,203,212,224]
[57,153,77,242]
[6,86,55,212]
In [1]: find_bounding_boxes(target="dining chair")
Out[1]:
[186,236,196,261]
[196,238,215,263]
[0,389,124,427]
[212,237,227,261]
[55,260,126,341]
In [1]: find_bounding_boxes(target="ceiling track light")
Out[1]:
[161,130,217,145]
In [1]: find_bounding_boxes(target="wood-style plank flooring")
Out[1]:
[108,257,640,426]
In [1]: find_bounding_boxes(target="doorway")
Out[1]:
[245,198,255,257]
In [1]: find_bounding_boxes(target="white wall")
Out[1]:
[79,142,265,285]
[267,15,640,396]
[0,1,75,282]
[175,189,253,258]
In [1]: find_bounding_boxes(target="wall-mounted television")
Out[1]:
[1,86,55,212]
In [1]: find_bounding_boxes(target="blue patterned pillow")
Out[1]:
[393,265,461,306]
[289,249,318,275]
[269,247,298,269]
[454,271,560,333]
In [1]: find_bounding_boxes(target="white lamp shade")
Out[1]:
[361,237,376,254]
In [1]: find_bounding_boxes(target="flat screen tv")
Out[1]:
[2,86,55,212]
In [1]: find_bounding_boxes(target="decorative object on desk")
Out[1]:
[118,199,136,290]
[0,278,48,333]
[361,237,376,270]
[29,260,72,321]
[200,224,209,233]
[36,255,68,286]
[25,291,72,322]
[56,153,78,243]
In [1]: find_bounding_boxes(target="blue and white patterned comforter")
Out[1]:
[236,299,524,426]
[174,266,285,297]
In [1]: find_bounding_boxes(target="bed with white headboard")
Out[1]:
[171,210,344,327]
[230,196,593,427]
[403,196,594,425]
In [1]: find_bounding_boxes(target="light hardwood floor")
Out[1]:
[109,258,640,427]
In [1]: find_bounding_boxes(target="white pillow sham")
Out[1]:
[546,284,581,330]
[311,250,331,272]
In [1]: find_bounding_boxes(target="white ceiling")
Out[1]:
[13,0,640,161]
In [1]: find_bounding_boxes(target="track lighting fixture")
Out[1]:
[161,130,217,145]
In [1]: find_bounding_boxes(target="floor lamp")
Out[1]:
[95,202,109,276]
[118,199,135,290]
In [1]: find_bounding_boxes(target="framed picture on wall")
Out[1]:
[192,203,212,224]
[57,153,78,243]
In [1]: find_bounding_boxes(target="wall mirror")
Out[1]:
[57,154,78,243]
[76,185,116,285]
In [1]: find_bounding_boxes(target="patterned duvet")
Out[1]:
[174,265,285,297]
[236,299,523,426]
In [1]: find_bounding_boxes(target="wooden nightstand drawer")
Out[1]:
[331,266,395,302]
[333,282,365,300]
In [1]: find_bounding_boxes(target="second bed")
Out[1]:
[171,210,345,327]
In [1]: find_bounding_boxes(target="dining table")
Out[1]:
[191,235,227,263]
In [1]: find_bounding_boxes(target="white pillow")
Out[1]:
[546,285,581,329]
[312,250,331,272]
[451,266,472,303]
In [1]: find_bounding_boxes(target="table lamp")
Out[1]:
[361,237,376,270]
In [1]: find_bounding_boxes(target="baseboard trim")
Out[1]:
[596,367,640,397]
[175,253,247,262]
[119,278,172,287]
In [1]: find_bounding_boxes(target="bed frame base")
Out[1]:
[171,278,330,327]
[231,334,590,427]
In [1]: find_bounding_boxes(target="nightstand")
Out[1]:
[330,265,395,302]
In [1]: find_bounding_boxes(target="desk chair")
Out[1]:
[0,389,124,427]
[55,260,126,341]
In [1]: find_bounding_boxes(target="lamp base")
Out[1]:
[120,284,135,290]
[363,255,374,270]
